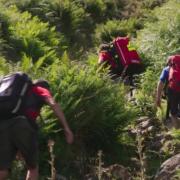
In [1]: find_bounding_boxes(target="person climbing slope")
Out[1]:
[156,55,180,129]
[0,73,74,180]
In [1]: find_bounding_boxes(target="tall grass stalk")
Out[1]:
[47,139,56,180]
[136,131,146,180]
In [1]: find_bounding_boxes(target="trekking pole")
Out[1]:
[120,66,135,98]
[129,75,134,97]
[166,100,170,120]
[120,65,128,81]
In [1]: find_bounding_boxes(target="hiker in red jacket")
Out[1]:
[0,79,74,180]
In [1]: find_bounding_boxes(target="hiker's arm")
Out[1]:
[45,97,74,144]
[156,81,164,107]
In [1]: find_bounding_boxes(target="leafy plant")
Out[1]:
[37,54,137,177]
[0,4,63,63]
[94,18,143,44]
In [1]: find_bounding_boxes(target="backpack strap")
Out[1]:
[12,81,30,113]
[110,43,123,72]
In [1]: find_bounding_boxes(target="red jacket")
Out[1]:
[22,85,52,121]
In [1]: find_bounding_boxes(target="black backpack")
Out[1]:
[0,72,32,118]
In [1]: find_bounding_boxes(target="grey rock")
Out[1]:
[155,153,180,180]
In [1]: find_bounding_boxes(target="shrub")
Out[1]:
[137,0,180,67]
[81,0,106,23]
[135,68,158,117]
[0,4,63,63]
[94,18,143,44]
[38,54,136,177]
[103,0,124,20]
[142,0,168,9]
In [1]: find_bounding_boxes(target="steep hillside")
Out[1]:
[0,0,179,179]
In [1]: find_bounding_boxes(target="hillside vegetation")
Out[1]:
[0,0,179,179]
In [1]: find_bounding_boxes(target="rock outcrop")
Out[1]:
[155,153,180,180]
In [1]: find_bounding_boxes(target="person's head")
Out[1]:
[33,79,50,90]
[99,43,111,53]
[166,56,173,66]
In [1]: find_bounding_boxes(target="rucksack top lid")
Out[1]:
[113,36,129,46]
[168,55,180,66]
